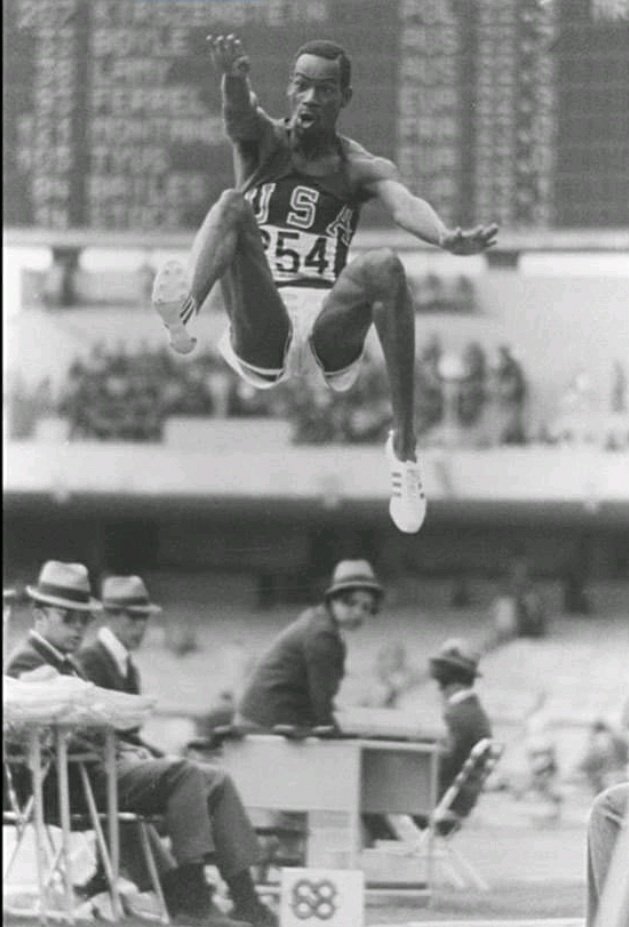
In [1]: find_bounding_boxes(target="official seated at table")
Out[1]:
[5,560,277,927]
[237,560,386,851]
[238,559,383,730]
[365,637,492,842]
[75,575,165,757]
[426,638,492,815]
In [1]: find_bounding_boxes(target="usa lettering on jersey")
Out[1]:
[245,177,359,287]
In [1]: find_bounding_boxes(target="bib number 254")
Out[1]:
[260,228,331,279]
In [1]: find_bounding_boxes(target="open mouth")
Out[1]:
[296,111,317,129]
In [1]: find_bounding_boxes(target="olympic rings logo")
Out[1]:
[289,877,338,920]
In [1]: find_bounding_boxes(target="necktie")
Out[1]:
[125,657,140,694]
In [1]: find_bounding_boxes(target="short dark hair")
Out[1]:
[293,40,351,89]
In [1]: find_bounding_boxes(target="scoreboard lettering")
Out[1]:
[3,0,628,232]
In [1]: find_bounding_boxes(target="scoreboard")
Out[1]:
[3,0,628,233]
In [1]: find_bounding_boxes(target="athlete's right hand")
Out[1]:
[206,34,250,77]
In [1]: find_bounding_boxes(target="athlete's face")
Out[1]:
[288,54,351,137]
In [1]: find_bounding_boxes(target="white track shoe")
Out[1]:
[386,432,427,534]
[152,260,197,355]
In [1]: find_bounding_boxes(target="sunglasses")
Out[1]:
[57,609,94,628]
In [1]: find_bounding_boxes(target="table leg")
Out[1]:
[55,728,75,923]
[28,729,49,926]
[103,732,119,885]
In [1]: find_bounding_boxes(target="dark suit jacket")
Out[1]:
[75,638,162,756]
[440,691,492,816]
[238,605,346,728]
[5,634,97,816]
[76,639,140,694]
[6,633,87,680]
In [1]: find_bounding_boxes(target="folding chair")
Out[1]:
[3,735,59,888]
[3,737,170,924]
[374,737,504,892]
[416,737,504,891]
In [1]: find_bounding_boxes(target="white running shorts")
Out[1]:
[218,286,363,393]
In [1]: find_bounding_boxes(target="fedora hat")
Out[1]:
[429,638,482,678]
[101,575,161,615]
[26,561,102,612]
[325,560,383,601]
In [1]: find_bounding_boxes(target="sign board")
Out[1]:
[280,868,364,927]
[4,0,628,233]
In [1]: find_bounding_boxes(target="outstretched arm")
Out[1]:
[369,177,498,255]
[207,33,272,142]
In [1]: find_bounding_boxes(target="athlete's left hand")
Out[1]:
[441,224,499,255]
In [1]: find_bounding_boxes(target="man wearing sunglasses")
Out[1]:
[6,561,277,927]
[238,559,382,731]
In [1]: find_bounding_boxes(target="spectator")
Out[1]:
[508,554,547,637]
[523,695,562,817]
[578,720,629,796]
[493,344,527,444]
[458,341,487,428]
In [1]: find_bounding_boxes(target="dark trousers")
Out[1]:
[89,754,260,879]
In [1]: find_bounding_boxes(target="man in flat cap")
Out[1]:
[6,561,277,927]
[238,559,383,730]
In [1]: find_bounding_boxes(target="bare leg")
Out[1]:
[156,189,289,369]
[312,249,416,460]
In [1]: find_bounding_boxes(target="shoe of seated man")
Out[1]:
[231,900,278,927]
[152,260,198,355]
[162,864,251,926]
[385,431,427,534]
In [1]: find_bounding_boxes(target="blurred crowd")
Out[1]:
[6,333,628,450]
[6,336,529,446]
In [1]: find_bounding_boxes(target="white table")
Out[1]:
[219,734,438,891]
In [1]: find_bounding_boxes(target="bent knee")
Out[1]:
[358,248,406,294]
[167,759,205,788]
[216,189,254,225]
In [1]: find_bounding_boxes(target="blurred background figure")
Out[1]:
[492,344,527,446]
[578,719,629,797]
[522,695,563,823]
[373,640,421,709]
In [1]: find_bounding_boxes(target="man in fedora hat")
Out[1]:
[424,637,492,819]
[6,561,277,927]
[76,575,161,696]
[238,559,382,730]
[6,560,103,677]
